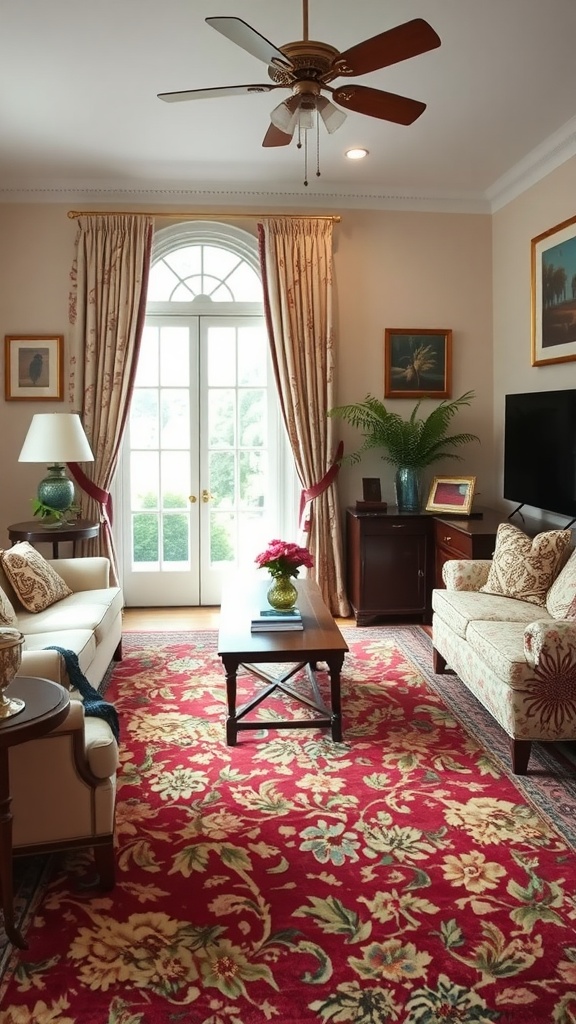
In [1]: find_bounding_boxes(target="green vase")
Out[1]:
[395,466,422,514]
[267,575,298,610]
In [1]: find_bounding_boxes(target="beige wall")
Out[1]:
[0,202,494,550]
[334,209,492,510]
[0,206,78,543]
[492,154,576,524]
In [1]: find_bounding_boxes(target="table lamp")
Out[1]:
[18,413,94,511]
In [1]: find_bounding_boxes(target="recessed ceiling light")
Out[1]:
[345,148,369,160]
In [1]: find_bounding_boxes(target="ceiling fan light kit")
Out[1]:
[158,2,440,186]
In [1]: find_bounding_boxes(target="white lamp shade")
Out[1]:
[18,413,94,463]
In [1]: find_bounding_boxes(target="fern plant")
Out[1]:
[328,390,479,468]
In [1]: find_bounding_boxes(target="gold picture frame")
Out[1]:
[385,329,452,399]
[531,213,576,366]
[4,335,64,401]
[426,476,476,515]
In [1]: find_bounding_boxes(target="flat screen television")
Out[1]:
[504,389,576,521]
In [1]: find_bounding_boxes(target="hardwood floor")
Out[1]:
[122,606,357,631]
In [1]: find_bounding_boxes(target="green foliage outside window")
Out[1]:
[132,491,234,564]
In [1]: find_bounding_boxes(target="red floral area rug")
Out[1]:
[2,625,576,1024]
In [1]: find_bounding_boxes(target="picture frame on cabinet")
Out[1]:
[531,213,576,366]
[384,328,452,398]
[426,476,476,515]
[4,335,64,401]
[362,478,382,502]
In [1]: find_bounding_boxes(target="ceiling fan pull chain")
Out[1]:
[303,129,309,186]
[316,109,321,178]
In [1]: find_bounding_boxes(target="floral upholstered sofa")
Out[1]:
[431,522,576,774]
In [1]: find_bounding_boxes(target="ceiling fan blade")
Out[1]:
[158,84,277,103]
[262,123,293,147]
[334,18,441,77]
[206,17,293,71]
[332,84,426,125]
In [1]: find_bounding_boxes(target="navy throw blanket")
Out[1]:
[45,646,120,742]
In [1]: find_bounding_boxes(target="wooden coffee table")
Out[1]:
[218,577,348,745]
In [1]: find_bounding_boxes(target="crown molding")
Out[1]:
[487,115,576,212]
[2,115,575,215]
[0,182,490,214]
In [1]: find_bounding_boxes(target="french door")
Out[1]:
[120,313,294,606]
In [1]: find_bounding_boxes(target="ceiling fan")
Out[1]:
[158,1,441,151]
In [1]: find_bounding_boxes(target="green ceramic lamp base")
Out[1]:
[37,464,75,512]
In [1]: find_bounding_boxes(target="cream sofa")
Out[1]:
[432,536,576,775]
[0,554,123,890]
[1,556,124,690]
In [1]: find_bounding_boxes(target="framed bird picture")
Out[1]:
[4,335,64,401]
[384,329,452,399]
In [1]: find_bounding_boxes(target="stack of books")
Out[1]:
[250,607,304,632]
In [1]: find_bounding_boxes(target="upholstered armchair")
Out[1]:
[9,696,119,887]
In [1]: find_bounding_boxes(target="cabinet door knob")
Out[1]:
[445,535,452,542]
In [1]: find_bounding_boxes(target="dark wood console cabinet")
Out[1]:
[346,509,432,625]
[346,507,505,626]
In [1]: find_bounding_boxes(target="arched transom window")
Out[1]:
[147,224,263,304]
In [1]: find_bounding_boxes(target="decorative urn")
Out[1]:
[0,628,26,718]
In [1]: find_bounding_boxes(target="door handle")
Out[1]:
[188,495,197,504]
[202,490,212,503]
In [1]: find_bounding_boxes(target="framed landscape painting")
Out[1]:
[384,329,452,398]
[532,213,576,366]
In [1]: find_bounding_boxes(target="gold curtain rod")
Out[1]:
[67,209,341,222]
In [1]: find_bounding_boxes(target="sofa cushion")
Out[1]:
[546,547,576,619]
[1,542,72,613]
[17,587,124,642]
[0,585,17,626]
[21,629,97,680]
[466,619,537,689]
[432,586,547,639]
[480,523,572,606]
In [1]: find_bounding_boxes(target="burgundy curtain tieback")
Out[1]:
[67,462,113,526]
[299,441,344,531]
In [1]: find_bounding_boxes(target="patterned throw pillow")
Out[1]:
[546,547,576,618]
[0,586,17,626]
[0,542,72,613]
[480,522,572,606]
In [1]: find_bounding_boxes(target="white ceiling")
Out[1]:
[2,0,576,211]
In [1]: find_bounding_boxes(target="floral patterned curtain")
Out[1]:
[68,214,154,583]
[258,217,350,616]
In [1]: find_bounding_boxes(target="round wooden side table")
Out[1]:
[0,677,70,948]
[7,519,100,559]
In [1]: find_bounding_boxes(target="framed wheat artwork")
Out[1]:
[384,329,452,398]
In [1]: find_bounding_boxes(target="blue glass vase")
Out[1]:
[394,467,422,514]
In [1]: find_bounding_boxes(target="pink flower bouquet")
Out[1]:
[255,539,314,579]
